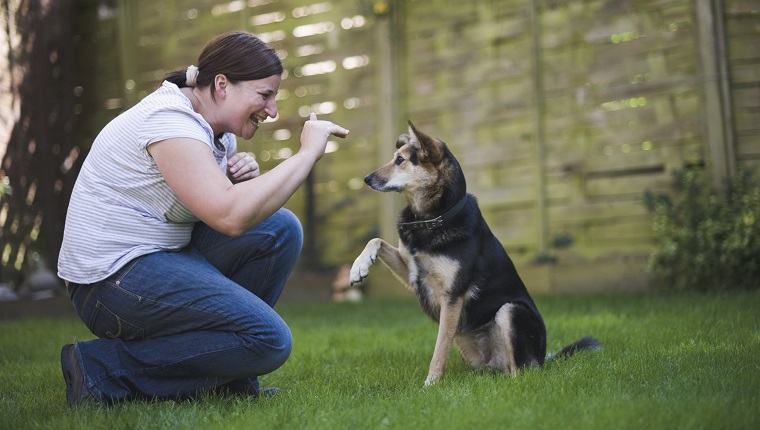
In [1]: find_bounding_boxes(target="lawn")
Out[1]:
[1,291,758,429]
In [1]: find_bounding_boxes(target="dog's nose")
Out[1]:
[364,175,372,185]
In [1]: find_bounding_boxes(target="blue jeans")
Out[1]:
[66,209,302,403]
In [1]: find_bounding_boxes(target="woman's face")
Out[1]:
[220,74,281,139]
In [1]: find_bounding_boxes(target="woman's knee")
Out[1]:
[272,323,293,366]
[241,316,293,370]
[273,208,303,253]
[265,209,303,266]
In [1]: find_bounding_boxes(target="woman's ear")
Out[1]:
[214,74,228,98]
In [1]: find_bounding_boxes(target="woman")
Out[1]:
[57,31,349,405]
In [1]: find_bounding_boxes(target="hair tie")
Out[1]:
[185,65,199,87]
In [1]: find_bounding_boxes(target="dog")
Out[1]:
[349,121,601,386]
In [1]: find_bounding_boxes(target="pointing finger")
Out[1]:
[332,127,349,138]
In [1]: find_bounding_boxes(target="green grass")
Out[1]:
[1,291,759,429]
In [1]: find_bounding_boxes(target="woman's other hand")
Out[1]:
[227,152,260,183]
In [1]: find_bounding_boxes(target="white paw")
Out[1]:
[349,239,381,286]
[424,374,441,386]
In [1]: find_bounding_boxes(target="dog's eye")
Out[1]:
[395,155,404,166]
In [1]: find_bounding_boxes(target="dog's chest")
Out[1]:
[403,247,460,318]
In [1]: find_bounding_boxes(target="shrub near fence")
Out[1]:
[645,169,760,292]
[1,0,758,293]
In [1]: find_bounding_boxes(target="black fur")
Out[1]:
[548,336,603,360]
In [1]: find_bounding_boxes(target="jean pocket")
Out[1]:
[90,300,146,341]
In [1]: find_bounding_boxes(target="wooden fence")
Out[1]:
[1,0,758,293]
[397,0,759,291]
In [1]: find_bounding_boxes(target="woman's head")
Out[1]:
[164,31,283,100]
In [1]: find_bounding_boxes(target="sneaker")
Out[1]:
[217,379,280,399]
[61,344,92,405]
[257,387,281,398]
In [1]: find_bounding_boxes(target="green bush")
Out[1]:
[643,168,760,292]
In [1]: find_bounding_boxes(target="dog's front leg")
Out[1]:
[349,238,409,287]
[425,297,464,386]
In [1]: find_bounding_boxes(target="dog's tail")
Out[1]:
[547,336,602,361]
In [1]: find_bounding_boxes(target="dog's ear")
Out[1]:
[395,134,410,149]
[407,121,443,163]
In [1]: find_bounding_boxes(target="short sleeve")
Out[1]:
[140,107,212,151]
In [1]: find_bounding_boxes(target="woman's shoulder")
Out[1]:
[140,81,193,110]
[131,83,206,130]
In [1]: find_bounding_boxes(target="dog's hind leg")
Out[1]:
[509,304,547,368]
[489,304,518,375]
[455,321,501,369]
[454,334,490,368]
[425,297,464,386]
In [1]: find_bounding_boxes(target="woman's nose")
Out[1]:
[266,99,278,119]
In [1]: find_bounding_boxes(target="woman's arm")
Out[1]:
[148,114,348,236]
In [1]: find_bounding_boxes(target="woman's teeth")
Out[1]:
[250,114,264,125]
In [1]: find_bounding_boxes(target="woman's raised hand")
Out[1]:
[300,112,350,161]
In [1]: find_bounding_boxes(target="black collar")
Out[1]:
[398,195,468,231]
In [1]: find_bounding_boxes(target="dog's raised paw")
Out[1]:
[349,257,370,286]
[348,239,382,285]
[349,254,373,285]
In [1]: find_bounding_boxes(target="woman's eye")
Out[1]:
[395,156,404,165]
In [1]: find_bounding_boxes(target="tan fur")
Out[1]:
[366,143,444,215]
[491,305,518,374]
[452,304,517,375]
[413,254,462,385]
[453,333,490,368]
[413,254,460,309]
[426,297,463,386]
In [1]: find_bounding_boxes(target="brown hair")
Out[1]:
[162,31,283,100]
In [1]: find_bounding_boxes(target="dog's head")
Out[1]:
[364,121,464,208]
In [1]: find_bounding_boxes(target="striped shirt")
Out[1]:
[57,81,236,284]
